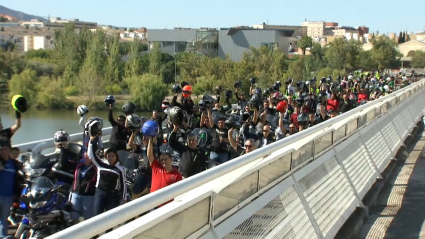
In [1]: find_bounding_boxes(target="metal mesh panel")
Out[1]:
[366,109,375,123]
[401,106,414,130]
[337,137,375,198]
[379,115,400,154]
[361,124,390,172]
[225,186,318,239]
[392,106,408,139]
[407,103,418,123]
[134,197,210,239]
[298,156,356,238]
[375,106,381,117]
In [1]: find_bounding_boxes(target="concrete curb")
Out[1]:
[335,119,424,239]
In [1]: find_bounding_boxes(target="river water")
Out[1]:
[0,108,151,146]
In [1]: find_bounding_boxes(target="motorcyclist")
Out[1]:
[53,130,80,184]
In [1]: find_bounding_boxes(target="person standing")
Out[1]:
[0,140,23,238]
[0,110,22,147]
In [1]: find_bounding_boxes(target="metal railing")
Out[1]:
[46,79,425,239]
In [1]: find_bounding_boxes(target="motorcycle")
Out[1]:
[12,176,73,239]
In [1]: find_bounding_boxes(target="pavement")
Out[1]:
[358,122,425,239]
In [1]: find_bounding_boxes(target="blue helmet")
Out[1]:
[142,120,159,137]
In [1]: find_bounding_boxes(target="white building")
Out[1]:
[23,35,54,51]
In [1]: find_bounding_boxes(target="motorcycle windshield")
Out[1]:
[30,176,54,208]
[29,142,52,169]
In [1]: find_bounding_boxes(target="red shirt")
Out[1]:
[326,99,339,112]
[291,113,299,128]
[150,160,182,193]
[358,93,368,102]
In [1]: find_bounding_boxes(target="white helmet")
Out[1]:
[54,130,70,148]
[85,117,103,137]
[77,105,89,117]
[125,114,141,130]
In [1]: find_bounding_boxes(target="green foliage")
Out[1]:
[8,70,38,103]
[105,83,122,95]
[297,36,313,55]
[65,86,79,96]
[125,74,168,111]
[370,35,401,70]
[412,51,425,68]
[35,76,68,108]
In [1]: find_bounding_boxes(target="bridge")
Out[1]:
[12,79,425,239]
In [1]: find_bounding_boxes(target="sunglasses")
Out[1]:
[117,119,124,122]
[183,91,192,95]
[245,144,252,148]
[289,127,295,129]
[263,130,270,132]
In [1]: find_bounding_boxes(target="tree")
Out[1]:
[401,31,406,43]
[125,74,168,111]
[371,36,401,70]
[35,76,68,108]
[412,51,425,68]
[0,17,7,22]
[324,37,349,70]
[8,70,38,104]
[125,40,143,77]
[398,31,403,44]
[104,33,123,85]
[297,36,313,55]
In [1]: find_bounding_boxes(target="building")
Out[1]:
[218,28,294,61]
[252,23,307,36]
[23,35,54,51]
[22,17,97,29]
[148,28,219,57]
[397,40,425,57]
[324,26,359,40]
[301,21,325,38]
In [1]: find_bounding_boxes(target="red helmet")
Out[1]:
[182,85,193,98]
[276,101,288,113]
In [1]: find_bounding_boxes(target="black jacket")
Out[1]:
[108,110,129,147]
[169,131,208,178]
[71,164,97,196]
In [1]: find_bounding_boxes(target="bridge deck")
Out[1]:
[359,126,425,239]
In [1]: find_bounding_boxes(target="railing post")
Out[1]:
[291,174,325,239]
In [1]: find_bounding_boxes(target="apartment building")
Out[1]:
[301,21,326,38]
[252,23,307,36]
[23,35,53,51]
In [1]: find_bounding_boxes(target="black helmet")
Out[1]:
[296,96,305,106]
[122,102,136,115]
[180,81,190,88]
[273,81,282,91]
[172,83,182,94]
[215,86,222,95]
[249,77,256,85]
[224,115,240,129]
[318,91,328,103]
[104,95,116,107]
[234,80,242,88]
[169,106,184,126]
[224,90,233,99]
[85,117,103,137]
[297,113,308,123]
[263,88,270,97]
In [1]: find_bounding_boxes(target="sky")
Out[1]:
[4,0,425,34]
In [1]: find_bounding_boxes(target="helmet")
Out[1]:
[234,81,242,88]
[180,81,190,88]
[85,117,103,137]
[77,105,89,117]
[182,85,193,98]
[142,120,159,137]
[104,95,116,107]
[215,86,222,95]
[295,96,305,107]
[224,90,233,99]
[318,91,328,103]
[161,99,170,110]
[249,77,256,84]
[11,95,27,113]
[276,101,287,113]
[297,113,308,123]
[168,106,184,126]
[272,92,284,101]
[172,83,182,94]
[122,102,136,115]
[54,130,70,148]
[125,114,141,130]
[273,81,282,91]
[224,115,240,129]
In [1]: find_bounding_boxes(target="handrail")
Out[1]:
[13,127,113,152]
[48,80,425,239]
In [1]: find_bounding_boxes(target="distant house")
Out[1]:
[397,40,425,57]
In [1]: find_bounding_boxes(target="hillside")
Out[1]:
[0,4,46,22]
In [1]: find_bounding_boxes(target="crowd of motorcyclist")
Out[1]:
[0,70,419,238]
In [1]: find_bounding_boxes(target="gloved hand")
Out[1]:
[15,110,21,119]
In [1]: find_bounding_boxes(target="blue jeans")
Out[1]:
[209,152,229,168]
[0,196,13,238]
[69,193,95,221]
[132,173,151,195]
[93,188,120,216]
